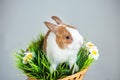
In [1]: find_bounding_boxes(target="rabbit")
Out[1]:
[43,16,84,73]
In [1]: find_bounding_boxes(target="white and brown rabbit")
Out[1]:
[43,16,84,73]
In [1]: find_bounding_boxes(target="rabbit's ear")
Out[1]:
[44,21,57,33]
[52,16,63,24]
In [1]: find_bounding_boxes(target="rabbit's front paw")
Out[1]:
[70,63,79,74]
[50,64,57,73]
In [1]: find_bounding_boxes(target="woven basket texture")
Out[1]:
[28,68,88,80]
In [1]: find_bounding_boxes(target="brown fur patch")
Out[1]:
[56,26,73,49]
[43,25,74,50]
[43,30,51,52]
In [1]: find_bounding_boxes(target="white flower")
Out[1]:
[23,52,34,64]
[86,42,94,49]
[89,46,99,60]
[86,42,99,60]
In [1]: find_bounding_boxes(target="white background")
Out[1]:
[0,0,120,80]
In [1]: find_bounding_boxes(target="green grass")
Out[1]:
[15,34,95,80]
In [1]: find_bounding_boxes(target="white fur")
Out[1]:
[46,27,83,73]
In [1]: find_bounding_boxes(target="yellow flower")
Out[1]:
[23,52,34,64]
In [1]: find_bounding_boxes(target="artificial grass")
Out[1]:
[15,34,95,80]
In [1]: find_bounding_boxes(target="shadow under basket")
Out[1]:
[28,68,88,80]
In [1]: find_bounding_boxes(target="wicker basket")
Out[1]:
[28,68,88,80]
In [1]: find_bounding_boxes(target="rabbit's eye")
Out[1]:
[65,36,70,40]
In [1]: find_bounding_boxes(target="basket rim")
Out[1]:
[58,68,88,80]
[28,68,88,80]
